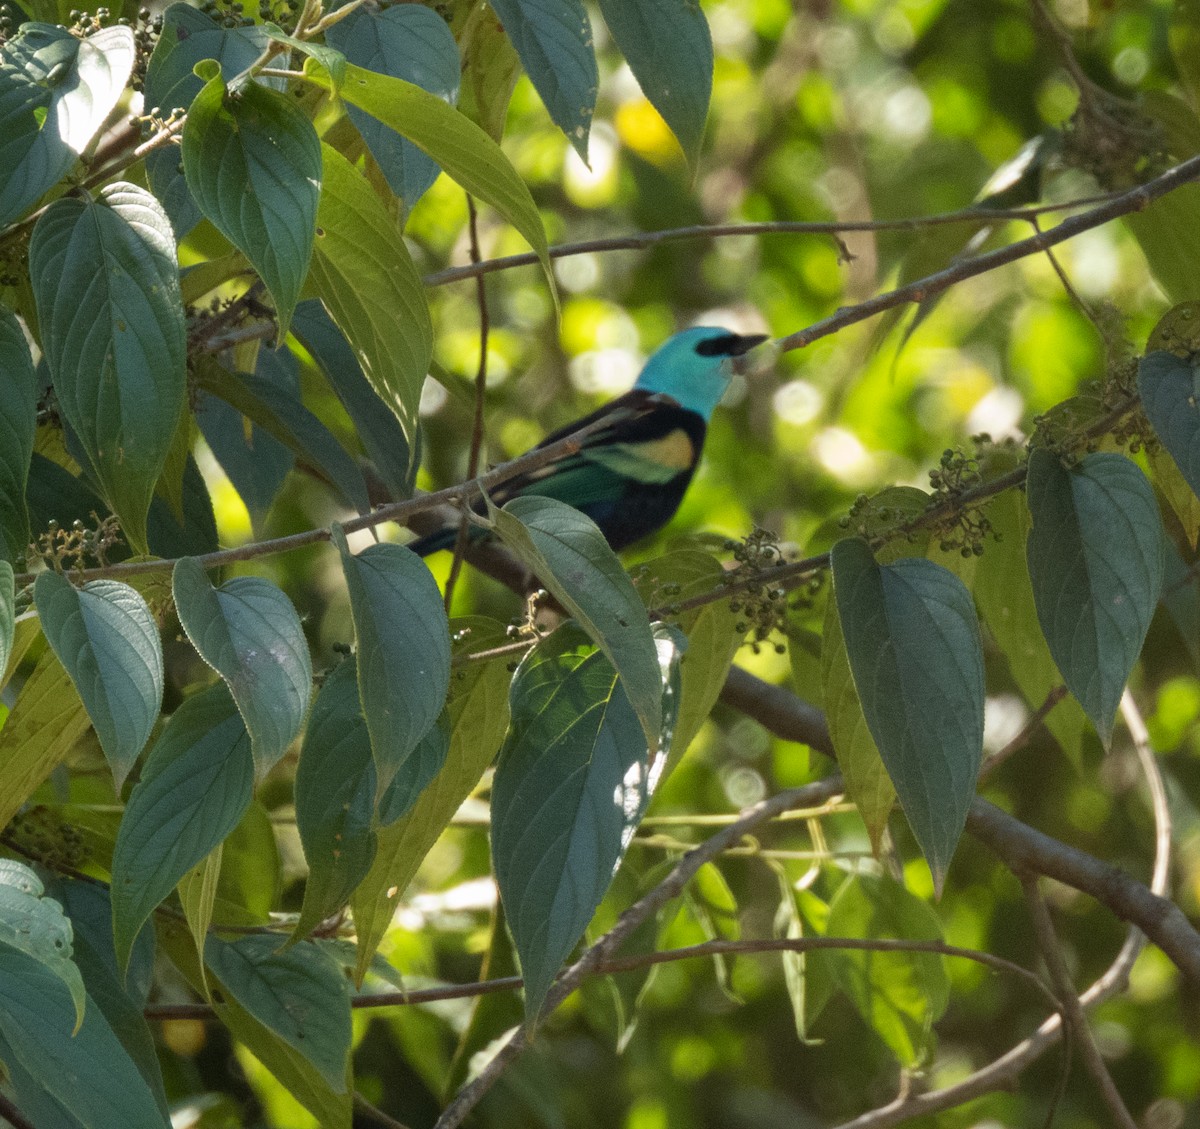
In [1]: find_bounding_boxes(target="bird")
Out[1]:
[409,326,769,556]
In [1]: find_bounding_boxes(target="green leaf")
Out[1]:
[29,183,188,555]
[454,0,521,141]
[1025,450,1165,746]
[0,649,91,830]
[1139,350,1200,505]
[826,875,949,1067]
[293,659,377,939]
[331,526,450,793]
[1124,187,1200,304]
[1171,0,1200,107]
[595,0,711,165]
[110,683,254,972]
[634,550,745,766]
[1162,538,1200,671]
[820,591,895,854]
[172,557,312,775]
[974,485,1087,762]
[291,301,416,500]
[0,306,36,566]
[0,23,134,227]
[206,934,352,1091]
[377,712,449,824]
[181,69,321,340]
[177,847,220,996]
[487,0,597,159]
[194,353,370,515]
[53,880,169,1119]
[324,3,459,208]
[0,947,169,1128]
[143,3,271,236]
[492,626,680,1022]
[0,860,85,1031]
[831,538,984,893]
[306,143,432,466]
[0,563,13,681]
[208,800,279,927]
[351,616,511,981]
[304,61,555,300]
[492,494,664,747]
[34,573,164,792]
[262,21,346,88]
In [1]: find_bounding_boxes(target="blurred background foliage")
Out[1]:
[167,0,1200,1125]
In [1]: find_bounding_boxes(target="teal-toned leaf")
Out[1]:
[293,660,377,938]
[826,875,949,1067]
[595,0,711,165]
[194,346,296,533]
[304,61,555,299]
[0,23,134,227]
[331,526,450,794]
[492,494,664,747]
[181,68,321,340]
[377,711,449,824]
[324,2,459,207]
[306,143,432,465]
[172,557,312,775]
[820,592,895,854]
[0,306,36,565]
[0,947,169,1128]
[29,183,187,555]
[143,3,271,237]
[492,625,681,1022]
[0,860,84,1031]
[831,538,984,893]
[110,683,254,971]
[974,484,1087,762]
[1162,538,1200,671]
[1139,350,1200,503]
[194,354,370,515]
[34,573,163,792]
[487,0,596,158]
[146,453,220,559]
[53,881,168,1118]
[291,300,416,500]
[0,562,12,680]
[1025,450,1165,747]
[205,934,352,1091]
[351,616,511,981]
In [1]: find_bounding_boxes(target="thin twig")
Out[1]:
[979,685,1069,783]
[1022,876,1140,1129]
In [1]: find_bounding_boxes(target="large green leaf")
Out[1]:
[205,934,352,1092]
[29,184,187,555]
[0,562,12,681]
[974,486,1087,762]
[1140,350,1200,504]
[331,526,450,793]
[454,0,521,140]
[0,650,91,830]
[182,67,321,340]
[324,2,459,208]
[487,0,597,159]
[831,538,984,893]
[194,354,370,515]
[110,684,254,971]
[306,143,432,466]
[172,557,312,775]
[826,876,949,1067]
[0,23,134,227]
[0,307,36,566]
[304,61,555,297]
[291,301,416,501]
[34,573,163,792]
[293,660,377,938]
[820,593,895,854]
[492,494,664,747]
[492,626,680,1022]
[595,0,711,165]
[0,947,168,1128]
[1025,450,1164,746]
[351,616,510,981]
[0,860,84,1030]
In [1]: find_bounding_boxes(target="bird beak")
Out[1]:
[729,333,770,375]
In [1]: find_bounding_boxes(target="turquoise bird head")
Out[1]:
[633,327,769,421]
